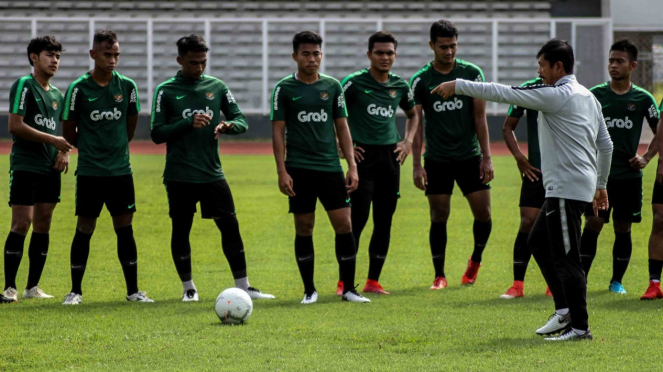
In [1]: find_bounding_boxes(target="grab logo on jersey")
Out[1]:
[433,97,463,112]
[182,107,214,119]
[367,104,394,118]
[605,116,633,129]
[297,109,328,123]
[90,108,122,121]
[34,114,56,130]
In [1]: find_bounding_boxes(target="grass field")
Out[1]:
[1,153,662,371]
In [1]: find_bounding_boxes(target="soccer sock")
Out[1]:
[430,222,447,278]
[336,232,357,293]
[116,225,139,296]
[182,280,196,292]
[649,259,663,282]
[214,216,247,279]
[294,234,315,293]
[70,229,92,295]
[513,232,531,282]
[471,219,492,263]
[234,277,250,291]
[579,229,599,277]
[26,232,49,289]
[555,308,569,316]
[367,214,393,282]
[3,231,26,290]
[171,215,194,282]
[611,232,632,283]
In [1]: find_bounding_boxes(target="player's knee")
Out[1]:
[653,211,663,231]
[332,219,352,235]
[32,215,53,234]
[613,220,631,234]
[519,215,536,233]
[76,218,97,235]
[10,218,31,235]
[584,217,604,233]
[430,207,450,223]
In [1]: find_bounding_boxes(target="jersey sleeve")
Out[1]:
[332,79,348,119]
[219,82,247,135]
[409,73,425,106]
[467,64,485,83]
[399,82,415,111]
[62,81,82,121]
[645,95,660,130]
[126,78,140,115]
[150,85,193,144]
[270,82,286,121]
[340,75,356,101]
[8,78,29,117]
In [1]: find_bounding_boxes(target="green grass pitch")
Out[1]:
[1,153,661,371]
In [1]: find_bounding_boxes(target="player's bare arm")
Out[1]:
[126,113,138,142]
[473,97,494,184]
[334,117,358,192]
[431,80,457,99]
[271,120,294,196]
[214,121,234,139]
[634,119,660,170]
[394,106,418,165]
[411,104,427,190]
[62,119,79,149]
[191,113,211,129]
[657,118,663,184]
[503,115,540,181]
[9,113,72,153]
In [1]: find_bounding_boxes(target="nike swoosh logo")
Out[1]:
[71,265,83,269]
[345,198,351,203]
[128,204,135,209]
[546,210,556,216]
[340,256,356,261]
[35,98,42,102]
[88,97,100,102]
[5,251,21,256]
[633,212,641,216]
[129,260,137,265]
[293,96,302,101]
[364,90,372,94]
[176,95,187,100]
[375,255,387,260]
[298,256,312,261]
[41,252,48,256]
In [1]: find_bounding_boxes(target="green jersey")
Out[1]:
[341,69,415,145]
[410,59,485,162]
[63,71,140,177]
[507,78,543,170]
[270,73,348,172]
[590,82,659,180]
[8,74,63,174]
[151,72,248,183]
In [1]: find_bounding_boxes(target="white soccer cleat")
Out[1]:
[182,289,199,302]
[301,291,318,304]
[544,328,593,341]
[22,285,54,299]
[126,291,154,303]
[62,292,82,305]
[535,313,571,335]
[1,287,18,303]
[342,290,371,303]
[246,287,275,300]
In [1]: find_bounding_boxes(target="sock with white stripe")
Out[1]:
[4,231,26,290]
[171,215,194,282]
[649,259,663,282]
[116,225,139,296]
[430,222,447,278]
[513,232,531,282]
[611,232,631,283]
[26,232,49,290]
[471,219,491,263]
[579,228,599,278]
[70,229,92,295]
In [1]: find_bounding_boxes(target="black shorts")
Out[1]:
[165,179,236,219]
[424,156,491,196]
[287,167,350,214]
[356,143,400,200]
[519,177,545,209]
[584,177,642,223]
[653,177,663,205]
[8,170,61,206]
[76,174,136,218]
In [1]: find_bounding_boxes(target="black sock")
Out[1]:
[336,232,357,293]
[513,232,531,282]
[471,219,491,263]
[430,222,447,277]
[294,234,315,293]
[367,216,392,281]
[215,216,247,279]
[70,229,92,295]
[26,232,49,289]
[171,215,194,282]
[611,232,632,283]
[649,259,663,282]
[579,228,599,278]
[116,225,138,296]
[4,231,26,290]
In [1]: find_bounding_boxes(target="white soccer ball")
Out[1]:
[215,288,253,325]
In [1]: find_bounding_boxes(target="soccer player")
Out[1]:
[61,30,152,305]
[500,77,550,299]
[409,20,493,290]
[432,39,613,341]
[1,36,72,304]
[271,31,370,304]
[150,34,274,302]
[643,100,663,300]
[339,31,418,295]
[579,40,660,294]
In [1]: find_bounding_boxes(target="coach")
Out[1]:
[432,39,613,341]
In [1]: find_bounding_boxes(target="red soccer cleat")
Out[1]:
[430,276,448,290]
[362,279,390,295]
[640,281,663,300]
[500,280,524,299]
[336,280,344,296]
[461,257,481,285]
[545,286,553,297]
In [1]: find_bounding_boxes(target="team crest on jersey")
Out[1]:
[52,101,58,110]
[389,90,397,98]
[114,94,123,103]
[206,92,215,100]
[319,91,329,101]
[627,102,636,111]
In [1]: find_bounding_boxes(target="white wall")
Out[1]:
[611,0,663,30]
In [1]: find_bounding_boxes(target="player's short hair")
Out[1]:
[26,35,63,66]
[610,39,638,62]
[292,31,323,54]
[93,30,118,49]
[430,20,458,43]
[537,39,574,74]
[176,34,209,57]
[368,31,398,52]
